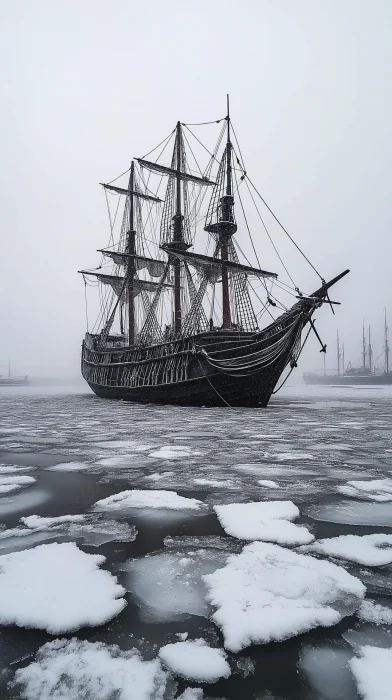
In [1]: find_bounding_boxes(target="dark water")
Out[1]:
[0,384,391,699]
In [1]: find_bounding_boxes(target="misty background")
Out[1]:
[1,0,391,380]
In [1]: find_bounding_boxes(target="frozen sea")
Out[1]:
[0,382,392,699]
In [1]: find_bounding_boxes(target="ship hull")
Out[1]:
[0,378,29,387]
[82,312,304,407]
[303,373,392,386]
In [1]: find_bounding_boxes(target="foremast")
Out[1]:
[127,161,136,345]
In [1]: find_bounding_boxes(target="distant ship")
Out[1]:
[0,359,29,387]
[304,312,392,386]
[79,97,349,407]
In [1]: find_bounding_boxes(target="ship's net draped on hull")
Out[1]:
[79,102,349,406]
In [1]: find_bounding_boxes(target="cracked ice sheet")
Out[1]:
[0,543,126,633]
[124,537,238,623]
[301,534,392,566]
[159,639,230,682]
[349,646,392,700]
[0,513,137,552]
[337,478,392,502]
[307,501,392,526]
[214,501,314,545]
[203,541,365,652]
[13,638,168,700]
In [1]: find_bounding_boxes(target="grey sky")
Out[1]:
[1,0,391,376]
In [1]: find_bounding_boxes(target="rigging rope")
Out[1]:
[196,356,232,407]
[272,325,312,393]
[141,128,176,160]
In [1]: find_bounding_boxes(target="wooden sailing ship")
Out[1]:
[80,99,349,406]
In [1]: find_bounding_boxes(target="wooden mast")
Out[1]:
[362,320,366,371]
[221,96,232,329]
[368,325,372,374]
[336,331,341,376]
[173,122,183,334]
[385,309,390,374]
[127,162,136,345]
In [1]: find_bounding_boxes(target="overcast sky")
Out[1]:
[1,0,391,377]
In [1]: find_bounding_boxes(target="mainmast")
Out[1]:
[221,95,234,329]
[127,162,136,345]
[362,321,366,371]
[385,309,389,374]
[336,331,341,376]
[368,325,372,374]
[342,343,345,376]
[173,121,184,334]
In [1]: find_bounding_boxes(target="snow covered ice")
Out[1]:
[158,639,231,682]
[13,638,168,700]
[337,478,392,502]
[204,541,365,651]
[349,646,392,700]
[301,534,392,566]
[214,500,314,545]
[1,384,392,699]
[0,542,126,633]
[94,489,204,512]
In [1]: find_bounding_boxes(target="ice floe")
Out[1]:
[159,639,230,682]
[0,542,126,633]
[203,541,365,652]
[0,513,137,551]
[300,645,357,700]
[0,475,35,495]
[47,461,89,472]
[337,478,392,502]
[301,534,392,566]
[258,480,279,488]
[124,539,234,623]
[13,638,168,700]
[358,600,392,625]
[94,489,204,512]
[177,690,204,700]
[149,446,202,459]
[343,623,392,650]
[214,501,314,545]
[307,501,392,526]
[349,646,392,700]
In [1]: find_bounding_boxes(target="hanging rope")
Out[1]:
[272,325,312,393]
[196,357,232,407]
[83,276,89,332]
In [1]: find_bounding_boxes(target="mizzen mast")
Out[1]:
[385,309,390,375]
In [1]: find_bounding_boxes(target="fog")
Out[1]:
[1,0,391,378]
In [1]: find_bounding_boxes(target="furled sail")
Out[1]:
[98,250,166,278]
[161,247,277,283]
[80,271,173,301]
[136,159,215,186]
[100,183,162,202]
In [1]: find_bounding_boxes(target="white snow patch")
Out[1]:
[302,534,392,566]
[275,452,314,461]
[194,478,229,487]
[47,461,88,472]
[0,542,126,633]
[0,465,33,473]
[214,501,314,545]
[358,600,392,625]
[159,639,230,682]
[21,514,85,529]
[349,646,392,700]
[149,446,201,459]
[14,638,168,700]
[337,479,392,502]
[0,484,23,494]
[177,689,203,700]
[94,489,204,512]
[258,480,280,488]
[0,475,35,486]
[203,541,365,652]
